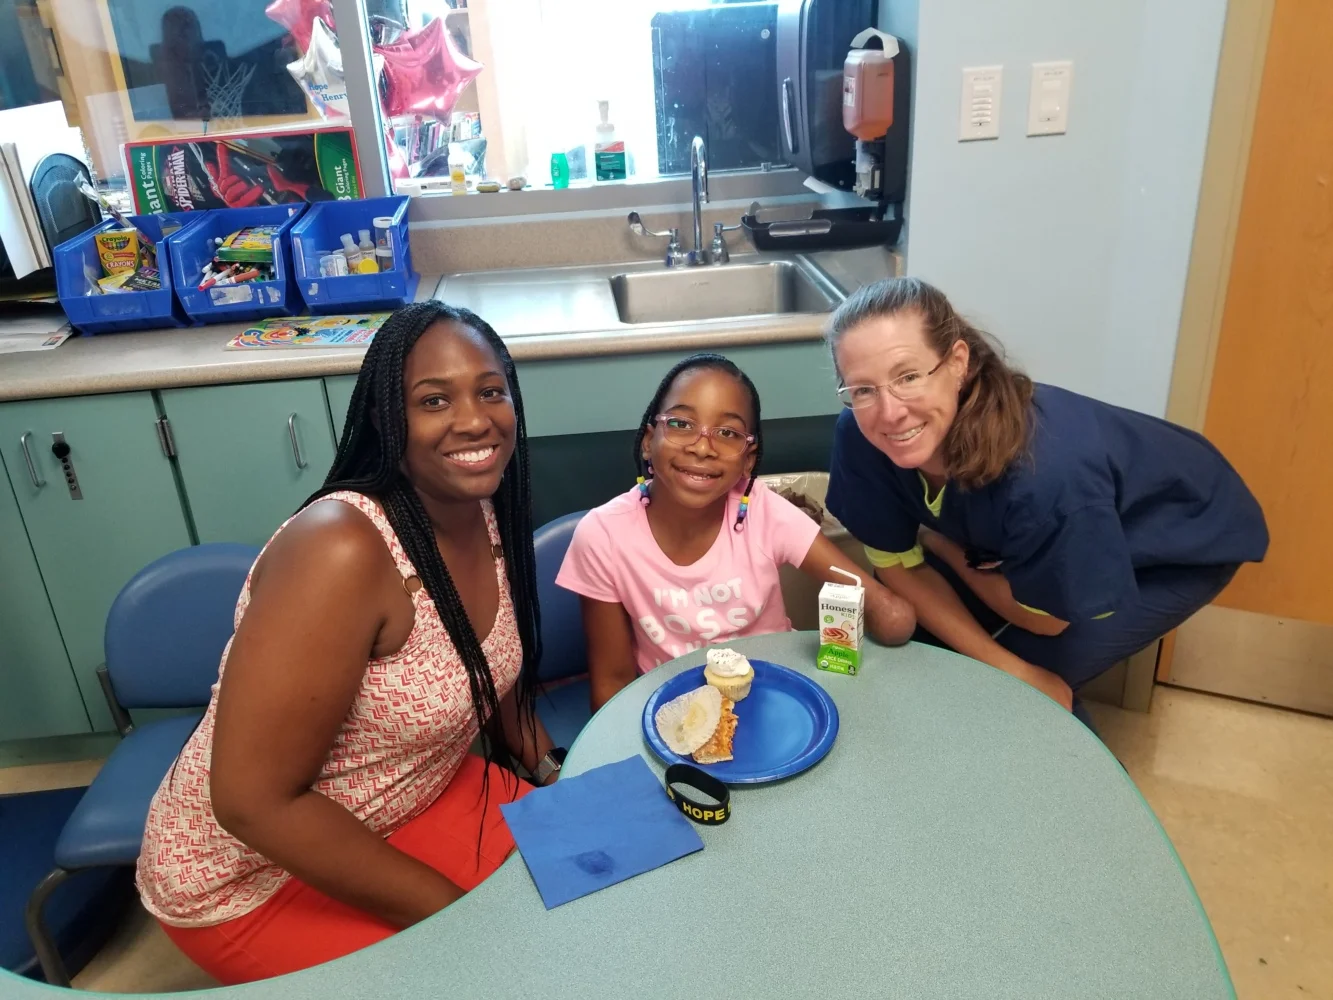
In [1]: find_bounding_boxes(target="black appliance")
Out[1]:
[650,3,781,176]
[777,0,909,208]
[652,0,909,248]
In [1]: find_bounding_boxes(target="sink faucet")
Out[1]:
[628,135,740,267]
[689,135,708,265]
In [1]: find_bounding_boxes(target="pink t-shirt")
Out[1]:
[557,480,822,672]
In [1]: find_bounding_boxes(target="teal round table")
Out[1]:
[4,634,1233,1000]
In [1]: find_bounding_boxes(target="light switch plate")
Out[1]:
[959,66,1003,141]
[1028,60,1073,136]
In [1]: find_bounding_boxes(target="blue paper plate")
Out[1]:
[641,660,839,784]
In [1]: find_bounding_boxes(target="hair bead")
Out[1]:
[733,494,751,532]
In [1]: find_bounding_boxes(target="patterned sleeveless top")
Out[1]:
[136,491,523,927]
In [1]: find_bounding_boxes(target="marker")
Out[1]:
[198,262,240,291]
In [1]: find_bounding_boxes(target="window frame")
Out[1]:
[331,0,805,219]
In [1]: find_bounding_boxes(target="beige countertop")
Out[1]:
[0,247,898,403]
[0,321,370,402]
[0,310,838,402]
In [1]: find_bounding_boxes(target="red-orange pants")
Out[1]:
[161,756,533,985]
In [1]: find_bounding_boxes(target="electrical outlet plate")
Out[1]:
[959,66,1003,142]
[1028,60,1073,136]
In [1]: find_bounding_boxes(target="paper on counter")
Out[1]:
[0,328,71,354]
[0,306,72,353]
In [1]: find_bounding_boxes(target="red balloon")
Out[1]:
[375,17,482,120]
[265,0,335,54]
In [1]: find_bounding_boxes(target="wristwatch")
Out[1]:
[533,747,567,785]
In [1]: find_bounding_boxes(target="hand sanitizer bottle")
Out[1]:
[594,99,627,181]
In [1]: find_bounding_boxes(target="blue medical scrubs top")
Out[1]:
[826,384,1269,622]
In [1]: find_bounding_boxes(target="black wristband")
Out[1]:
[664,764,731,825]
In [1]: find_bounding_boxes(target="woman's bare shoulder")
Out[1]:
[251,497,399,595]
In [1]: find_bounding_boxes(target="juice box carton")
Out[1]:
[817,569,865,675]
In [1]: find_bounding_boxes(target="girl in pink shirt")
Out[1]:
[558,353,915,710]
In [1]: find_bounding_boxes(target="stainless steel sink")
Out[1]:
[435,253,846,338]
[609,260,839,324]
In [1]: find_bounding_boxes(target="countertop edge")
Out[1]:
[0,320,829,402]
[1,241,901,401]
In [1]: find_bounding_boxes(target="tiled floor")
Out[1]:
[1086,688,1333,1000]
[3,687,1329,996]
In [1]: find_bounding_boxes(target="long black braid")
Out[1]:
[309,301,542,793]
[632,353,765,531]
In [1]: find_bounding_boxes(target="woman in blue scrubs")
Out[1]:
[825,277,1268,716]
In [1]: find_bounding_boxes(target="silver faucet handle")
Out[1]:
[709,221,741,265]
[628,211,674,239]
[629,212,688,267]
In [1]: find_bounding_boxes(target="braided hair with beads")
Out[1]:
[632,353,765,531]
[307,301,542,792]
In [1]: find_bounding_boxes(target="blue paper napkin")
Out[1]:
[500,755,704,909]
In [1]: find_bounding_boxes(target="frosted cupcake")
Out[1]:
[703,647,754,702]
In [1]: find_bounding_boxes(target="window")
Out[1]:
[0,0,373,279]
[0,0,792,285]
[365,0,786,192]
[0,0,374,190]
[363,1,485,184]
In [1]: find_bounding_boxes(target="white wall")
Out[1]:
[879,0,1227,416]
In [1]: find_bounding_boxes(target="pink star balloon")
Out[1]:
[375,17,482,120]
[265,0,335,54]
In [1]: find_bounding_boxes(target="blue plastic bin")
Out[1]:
[168,204,306,324]
[54,213,201,335]
[289,196,419,314]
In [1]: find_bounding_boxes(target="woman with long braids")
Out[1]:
[136,303,562,984]
[557,352,915,711]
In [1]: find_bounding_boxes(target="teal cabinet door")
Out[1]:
[325,375,357,444]
[163,379,337,546]
[0,393,193,733]
[0,462,90,740]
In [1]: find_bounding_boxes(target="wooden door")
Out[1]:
[1169,0,1333,714]
[0,393,194,732]
[163,379,338,547]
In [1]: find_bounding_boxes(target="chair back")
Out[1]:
[104,543,259,709]
[533,512,589,683]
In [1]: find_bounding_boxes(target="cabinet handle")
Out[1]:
[155,416,177,459]
[287,413,308,469]
[20,432,45,488]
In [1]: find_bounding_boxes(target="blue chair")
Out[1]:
[533,512,592,751]
[25,543,258,987]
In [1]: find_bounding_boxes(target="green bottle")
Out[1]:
[550,152,570,189]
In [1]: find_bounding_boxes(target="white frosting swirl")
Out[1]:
[706,647,751,678]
